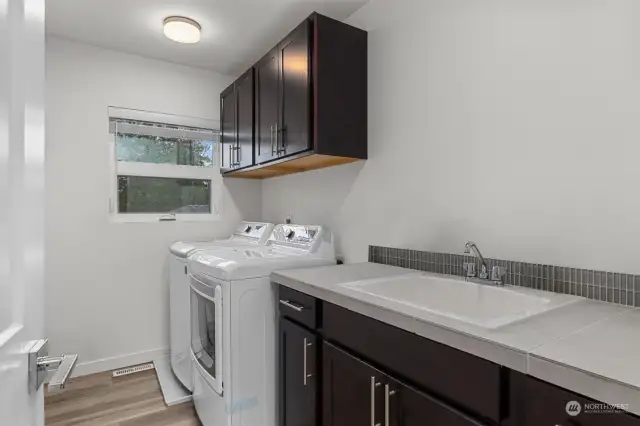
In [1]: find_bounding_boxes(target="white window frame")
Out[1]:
[108,107,222,223]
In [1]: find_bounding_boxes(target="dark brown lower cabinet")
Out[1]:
[280,318,318,426]
[278,288,640,426]
[322,342,485,426]
[510,371,640,426]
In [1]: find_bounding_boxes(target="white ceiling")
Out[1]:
[46,0,369,76]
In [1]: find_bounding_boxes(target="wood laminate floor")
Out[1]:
[45,368,201,426]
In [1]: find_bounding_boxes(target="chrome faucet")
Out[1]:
[464,241,489,279]
[463,241,506,285]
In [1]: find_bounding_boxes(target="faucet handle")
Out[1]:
[479,264,489,280]
[463,262,476,277]
[491,266,506,283]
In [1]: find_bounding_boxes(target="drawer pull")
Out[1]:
[279,299,304,312]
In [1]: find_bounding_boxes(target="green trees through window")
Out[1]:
[116,134,214,167]
[112,118,217,216]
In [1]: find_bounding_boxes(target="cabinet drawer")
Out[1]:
[323,302,502,423]
[278,285,319,329]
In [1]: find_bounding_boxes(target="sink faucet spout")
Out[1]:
[464,241,488,278]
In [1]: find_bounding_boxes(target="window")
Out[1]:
[109,108,220,222]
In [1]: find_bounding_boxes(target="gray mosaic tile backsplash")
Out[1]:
[368,246,640,307]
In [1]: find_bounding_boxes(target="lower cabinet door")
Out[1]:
[280,318,318,426]
[323,342,387,426]
[387,378,486,426]
[323,342,487,426]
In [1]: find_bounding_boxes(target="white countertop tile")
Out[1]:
[531,307,640,390]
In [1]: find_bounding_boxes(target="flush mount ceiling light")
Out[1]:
[163,16,201,44]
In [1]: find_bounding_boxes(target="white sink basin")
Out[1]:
[340,274,581,329]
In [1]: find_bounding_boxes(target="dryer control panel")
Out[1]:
[232,222,274,240]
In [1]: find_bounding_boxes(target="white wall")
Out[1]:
[45,38,262,373]
[263,0,640,274]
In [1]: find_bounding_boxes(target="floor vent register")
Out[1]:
[112,363,155,378]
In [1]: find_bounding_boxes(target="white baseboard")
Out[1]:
[71,348,169,378]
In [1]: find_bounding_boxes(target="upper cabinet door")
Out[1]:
[278,19,311,158]
[220,83,237,170]
[235,69,254,169]
[255,47,280,164]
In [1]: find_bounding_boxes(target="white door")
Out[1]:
[0,0,46,425]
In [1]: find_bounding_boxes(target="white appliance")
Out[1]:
[188,224,336,426]
[169,221,275,391]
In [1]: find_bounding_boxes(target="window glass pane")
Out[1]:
[118,176,211,214]
[116,134,214,167]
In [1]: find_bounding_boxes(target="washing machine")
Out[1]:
[169,221,275,391]
[188,224,336,426]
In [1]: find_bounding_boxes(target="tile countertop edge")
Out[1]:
[272,272,530,373]
[528,355,640,416]
[272,268,640,417]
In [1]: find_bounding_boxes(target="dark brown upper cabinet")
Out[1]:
[220,68,254,171]
[222,12,367,179]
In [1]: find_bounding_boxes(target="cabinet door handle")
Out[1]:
[303,338,313,386]
[278,126,286,155]
[279,299,304,312]
[228,145,240,167]
[270,125,275,155]
[371,377,381,426]
[274,123,279,155]
[384,384,397,426]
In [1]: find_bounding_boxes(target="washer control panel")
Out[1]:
[233,222,272,240]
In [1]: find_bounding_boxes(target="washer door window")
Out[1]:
[190,277,223,395]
